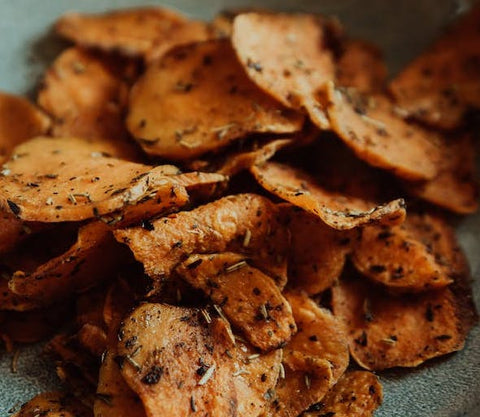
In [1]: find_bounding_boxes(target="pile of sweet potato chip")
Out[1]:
[2,5,479,417]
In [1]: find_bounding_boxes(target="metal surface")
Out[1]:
[0,1,479,416]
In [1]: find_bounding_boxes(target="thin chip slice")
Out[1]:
[37,48,134,150]
[272,291,349,416]
[404,135,478,214]
[336,39,388,93]
[12,391,92,417]
[115,193,289,289]
[77,323,108,358]
[324,83,441,181]
[332,275,475,370]
[0,210,43,255]
[95,349,146,417]
[0,92,50,163]
[55,7,203,58]
[303,371,383,417]
[8,222,123,305]
[352,218,453,292]
[0,137,189,222]
[117,303,281,416]
[0,277,38,311]
[282,205,353,295]
[127,39,303,160]
[177,252,296,351]
[251,162,406,230]
[389,6,480,129]
[232,12,338,129]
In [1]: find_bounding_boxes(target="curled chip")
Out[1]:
[0,278,38,311]
[117,303,281,417]
[336,39,388,93]
[37,48,135,152]
[282,205,353,295]
[389,6,480,129]
[0,137,189,223]
[177,252,296,351]
[352,217,453,292]
[8,222,123,305]
[56,7,190,57]
[115,193,289,289]
[251,161,406,230]
[273,291,349,416]
[404,135,479,214]
[332,275,476,370]
[232,12,338,129]
[303,371,383,417]
[0,210,44,255]
[324,82,442,181]
[11,391,92,417]
[127,39,303,160]
[0,92,50,164]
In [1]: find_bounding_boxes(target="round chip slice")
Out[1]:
[55,7,189,57]
[324,82,442,181]
[0,137,189,223]
[11,391,91,417]
[332,275,475,370]
[232,12,338,129]
[127,39,303,160]
[251,161,406,230]
[0,92,50,164]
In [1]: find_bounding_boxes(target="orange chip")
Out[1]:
[127,39,303,160]
[115,193,289,289]
[56,7,210,60]
[117,303,281,416]
[336,39,388,93]
[282,205,353,295]
[232,12,338,129]
[389,6,480,129]
[332,274,476,370]
[177,252,296,351]
[352,217,453,292]
[251,162,406,230]
[12,391,92,417]
[0,137,189,223]
[95,349,146,417]
[37,48,136,152]
[0,277,38,311]
[0,210,43,255]
[75,286,108,330]
[210,8,271,38]
[0,92,50,164]
[303,371,383,416]
[272,291,349,416]
[77,324,107,358]
[324,83,442,181]
[404,135,478,214]
[8,222,123,305]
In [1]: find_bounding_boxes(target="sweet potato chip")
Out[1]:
[37,48,135,149]
[117,303,281,416]
[95,349,146,417]
[0,92,50,163]
[177,252,296,351]
[77,324,107,358]
[324,83,442,181]
[332,274,475,370]
[251,162,406,230]
[127,39,303,160]
[336,39,388,93]
[389,6,480,129]
[303,371,383,417]
[0,210,43,255]
[404,135,478,214]
[76,286,108,329]
[12,391,92,417]
[8,222,123,305]
[352,218,453,292]
[115,193,289,289]
[272,291,349,416]
[0,277,38,311]
[282,205,353,295]
[0,137,189,222]
[232,12,337,129]
[56,7,209,60]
